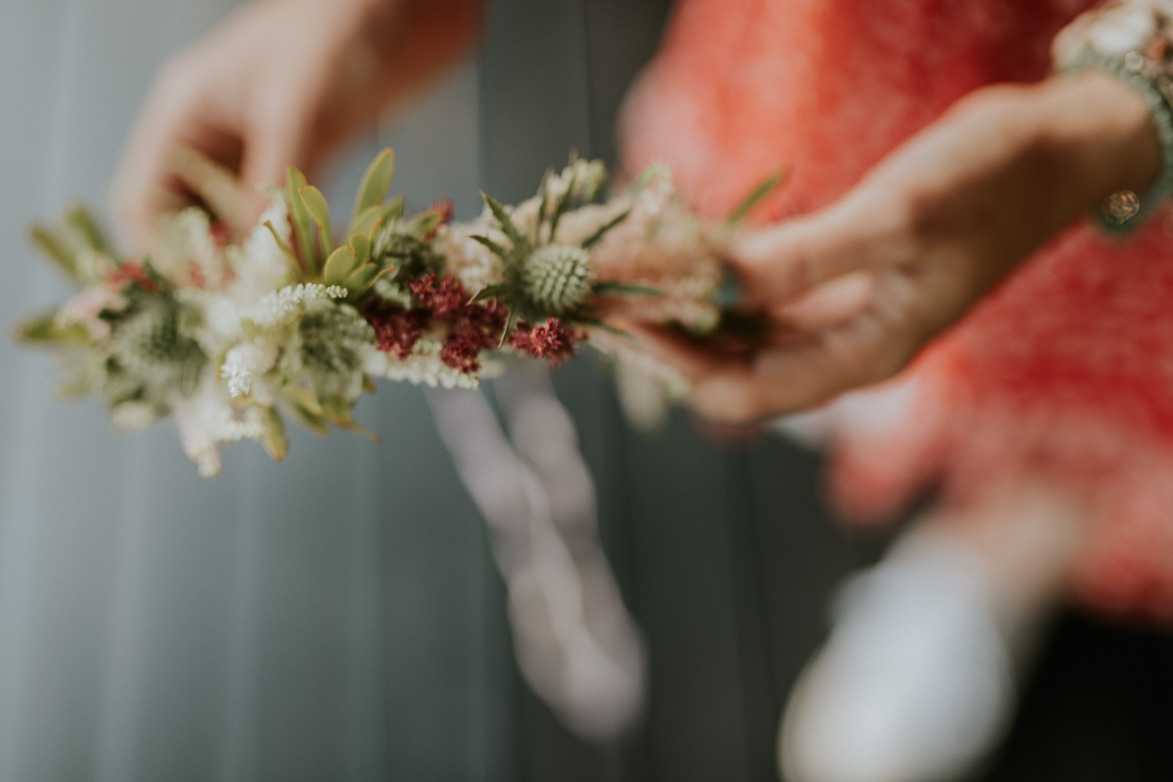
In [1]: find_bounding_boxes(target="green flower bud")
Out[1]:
[521,244,592,316]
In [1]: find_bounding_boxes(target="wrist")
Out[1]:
[1034,71,1162,212]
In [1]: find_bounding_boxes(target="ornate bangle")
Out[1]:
[1053,1,1173,233]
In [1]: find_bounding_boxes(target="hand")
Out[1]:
[630,73,1162,423]
[112,0,482,241]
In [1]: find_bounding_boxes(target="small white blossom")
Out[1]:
[171,377,266,478]
[221,341,278,398]
[255,283,349,328]
[365,349,480,390]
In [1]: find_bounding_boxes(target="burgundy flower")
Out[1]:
[510,318,583,363]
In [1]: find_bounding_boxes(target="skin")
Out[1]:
[111,0,483,242]
[627,72,1162,423]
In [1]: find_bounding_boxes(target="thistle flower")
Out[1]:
[520,245,593,316]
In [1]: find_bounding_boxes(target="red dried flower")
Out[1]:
[425,198,456,241]
[409,273,467,319]
[510,318,583,363]
[366,273,508,375]
[109,262,159,295]
[366,307,428,359]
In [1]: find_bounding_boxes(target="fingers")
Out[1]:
[627,306,915,424]
[239,92,318,194]
[776,271,875,330]
[724,187,915,310]
[111,62,205,243]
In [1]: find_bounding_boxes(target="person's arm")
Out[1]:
[626,69,1161,423]
[112,0,484,241]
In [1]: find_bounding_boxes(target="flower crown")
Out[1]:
[18,149,777,475]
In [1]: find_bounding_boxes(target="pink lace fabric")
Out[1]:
[621,0,1173,623]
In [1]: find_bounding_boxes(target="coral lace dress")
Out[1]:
[621,0,1173,622]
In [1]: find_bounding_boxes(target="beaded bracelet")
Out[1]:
[1053,0,1173,233]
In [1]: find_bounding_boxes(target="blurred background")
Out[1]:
[1,0,1172,780]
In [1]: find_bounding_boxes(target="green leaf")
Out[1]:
[263,221,299,270]
[298,185,333,260]
[348,205,384,238]
[29,224,79,280]
[571,317,632,338]
[382,196,406,223]
[285,168,314,275]
[536,179,551,244]
[407,211,442,240]
[581,208,631,249]
[482,193,527,251]
[469,283,510,303]
[591,281,665,298]
[288,403,330,437]
[64,206,113,255]
[140,258,173,291]
[726,171,785,224]
[469,234,513,263]
[499,308,522,346]
[344,263,390,298]
[260,407,289,461]
[283,384,324,416]
[547,171,578,242]
[352,148,396,219]
[323,246,358,287]
[350,231,371,267]
[14,310,91,346]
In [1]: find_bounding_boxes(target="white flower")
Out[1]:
[365,348,479,390]
[111,401,160,432]
[227,190,292,300]
[221,341,278,398]
[171,376,266,478]
[434,223,505,294]
[255,283,348,329]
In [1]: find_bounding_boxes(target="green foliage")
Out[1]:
[727,171,786,224]
[352,148,396,227]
